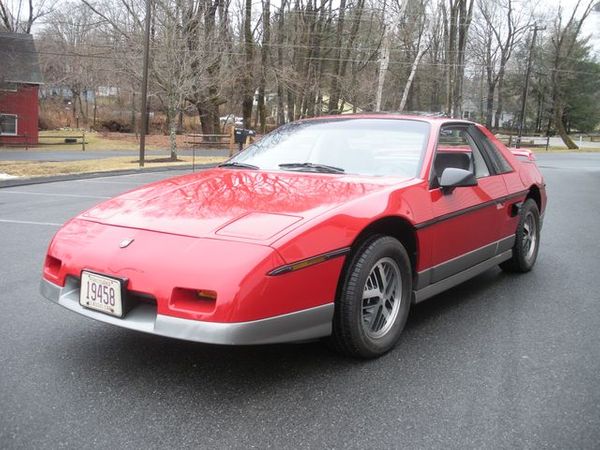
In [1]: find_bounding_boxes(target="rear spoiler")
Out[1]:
[510,148,536,161]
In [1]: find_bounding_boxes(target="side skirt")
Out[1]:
[412,249,513,304]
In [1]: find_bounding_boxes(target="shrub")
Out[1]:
[100,119,132,133]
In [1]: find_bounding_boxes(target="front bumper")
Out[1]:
[40,277,333,345]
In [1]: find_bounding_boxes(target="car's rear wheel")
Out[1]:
[329,235,412,358]
[500,198,540,273]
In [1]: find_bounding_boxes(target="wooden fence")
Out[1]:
[185,127,257,156]
[0,132,87,151]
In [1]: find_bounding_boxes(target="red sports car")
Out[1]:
[40,115,546,358]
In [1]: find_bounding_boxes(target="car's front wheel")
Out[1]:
[330,235,412,358]
[500,198,541,273]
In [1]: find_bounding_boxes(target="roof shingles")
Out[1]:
[0,32,43,85]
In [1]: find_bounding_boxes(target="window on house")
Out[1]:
[0,83,18,92]
[0,114,18,135]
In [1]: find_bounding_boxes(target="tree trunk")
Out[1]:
[554,104,578,149]
[256,0,271,133]
[375,35,390,112]
[93,91,97,129]
[452,0,474,118]
[197,103,218,135]
[327,0,346,113]
[287,89,295,122]
[338,0,364,104]
[71,88,79,124]
[535,89,543,134]
[443,2,454,115]
[275,1,287,125]
[399,43,427,112]
[298,1,318,118]
[309,0,327,117]
[130,90,136,132]
[167,107,178,160]
[485,84,494,128]
[494,72,504,129]
[84,90,89,125]
[241,0,254,128]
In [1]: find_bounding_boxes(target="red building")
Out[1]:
[0,32,43,145]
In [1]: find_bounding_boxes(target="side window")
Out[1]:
[432,126,491,187]
[464,133,490,178]
[0,114,17,135]
[473,127,513,173]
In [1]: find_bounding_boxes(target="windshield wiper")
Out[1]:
[217,162,259,170]
[279,162,345,174]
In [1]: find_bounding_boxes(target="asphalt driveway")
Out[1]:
[0,153,599,449]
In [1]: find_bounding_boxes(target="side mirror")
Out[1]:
[439,167,477,194]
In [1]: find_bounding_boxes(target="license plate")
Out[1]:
[80,271,125,317]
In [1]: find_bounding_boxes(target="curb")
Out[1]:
[0,163,218,188]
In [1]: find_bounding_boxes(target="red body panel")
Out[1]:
[43,116,546,324]
[428,175,509,266]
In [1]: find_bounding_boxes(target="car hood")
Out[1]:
[80,169,409,242]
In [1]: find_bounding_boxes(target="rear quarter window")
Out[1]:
[473,128,513,174]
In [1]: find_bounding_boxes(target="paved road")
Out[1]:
[0,148,229,161]
[524,136,600,149]
[0,153,599,449]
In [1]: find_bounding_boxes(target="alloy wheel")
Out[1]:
[361,257,402,339]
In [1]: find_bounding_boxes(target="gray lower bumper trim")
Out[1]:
[413,249,513,303]
[40,278,333,345]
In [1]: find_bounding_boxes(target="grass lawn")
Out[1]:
[1,130,202,152]
[0,155,226,178]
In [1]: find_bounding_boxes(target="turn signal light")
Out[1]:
[170,287,217,313]
[43,255,62,280]
[267,247,351,276]
[196,290,217,301]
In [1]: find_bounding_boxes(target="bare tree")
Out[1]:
[152,0,199,159]
[442,0,474,117]
[82,0,231,136]
[548,0,596,149]
[273,0,288,125]
[328,0,365,113]
[38,2,100,127]
[25,0,597,146]
[398,0,432,112]
[256,0,270,133]
[0,0,57,33]
[473,0,531,129]
[241,0,254,128]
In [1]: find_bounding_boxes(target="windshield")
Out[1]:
[228,118,430,177]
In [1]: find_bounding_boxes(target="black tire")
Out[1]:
[500,198,541,273]
[329,235,412,358]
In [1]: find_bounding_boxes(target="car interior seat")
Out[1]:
[433,152,473,178]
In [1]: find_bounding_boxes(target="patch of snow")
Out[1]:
[0,173,19,180]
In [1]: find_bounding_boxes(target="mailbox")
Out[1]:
[234,128,256,150]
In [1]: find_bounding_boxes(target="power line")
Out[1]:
[7,45,599,76]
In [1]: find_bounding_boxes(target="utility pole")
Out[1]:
[516,24,545,148]
[139,0,152,168]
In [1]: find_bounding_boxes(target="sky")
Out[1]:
[15,0,600,57]
[582,9,600,55]
[543,0,600,56]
